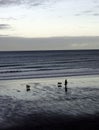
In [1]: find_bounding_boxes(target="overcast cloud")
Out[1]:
[0,0,99,50]
[0,36,99,51]
[0,24,11,29]
[0,0,52,6]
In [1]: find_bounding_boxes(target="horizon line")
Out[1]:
[0,49,99,52]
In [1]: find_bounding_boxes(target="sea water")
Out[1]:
[0,50,99,80]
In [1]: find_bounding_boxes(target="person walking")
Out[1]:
[65,79,68,92]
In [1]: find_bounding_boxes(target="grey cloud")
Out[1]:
[30,3,41,6]
[95,5,99,8]
[0,0,58,8]
[92,13,99,16]
[0,17,16,21]
[0,34,9,36]
[0,0,22,6]
[75,0,99,16]
[75,13,81,16]
[0,36,99,51]
[75,10,99,16]
[82,10,93,14]
[0,0,47,7]
[0,24,11,29]
[93,0,99,3]
[75,10,94,16]
[0,0,98,8]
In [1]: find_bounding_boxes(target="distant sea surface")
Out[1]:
[0,50,99,80]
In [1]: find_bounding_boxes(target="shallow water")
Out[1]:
[0,76,99,129]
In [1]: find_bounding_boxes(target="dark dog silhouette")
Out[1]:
[57,82,62,87]
[26,84,30,91]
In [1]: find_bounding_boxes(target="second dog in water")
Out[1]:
[26,84,31,91]
[57,82,62,87]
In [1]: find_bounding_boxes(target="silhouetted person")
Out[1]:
[65,79,68,92]
[26,84,30,91]
[65,79,67,86]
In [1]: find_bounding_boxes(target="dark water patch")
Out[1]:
[0,64,22,68]
[0,70,22,74]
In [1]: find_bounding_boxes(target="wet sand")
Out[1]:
[0,75,99,130]
[1,110,98,130]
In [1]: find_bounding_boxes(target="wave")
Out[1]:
[0,50,99,80]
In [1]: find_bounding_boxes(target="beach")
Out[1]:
[0,50,99,129]
[0,75,99,130]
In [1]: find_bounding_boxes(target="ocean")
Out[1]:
[0,50,99,130]
[0,50,99,80]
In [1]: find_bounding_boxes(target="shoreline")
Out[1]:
[0,75,99,130]
[0,73,99,82]
[0,74,99,98]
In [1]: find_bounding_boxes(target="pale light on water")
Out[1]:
[0,76,99,129]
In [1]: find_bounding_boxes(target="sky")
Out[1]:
[0,0,99,50]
